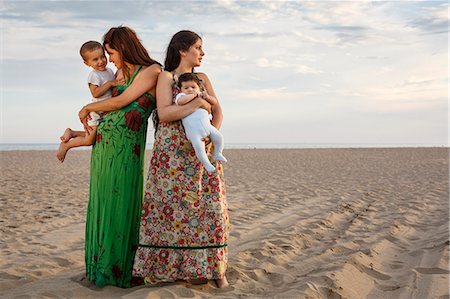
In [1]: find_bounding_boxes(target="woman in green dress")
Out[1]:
[78,26,161,288]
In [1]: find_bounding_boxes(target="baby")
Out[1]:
[176,73,227,173]
[56,41,124,162]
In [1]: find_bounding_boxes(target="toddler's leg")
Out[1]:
[190,137,216,173]
[56,127,97,162]
[60,128,85,142]
[84,127,97,146]
[209,126,227,163]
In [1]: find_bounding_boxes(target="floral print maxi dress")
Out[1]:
[133,77,230,282]
[85,66,156,288]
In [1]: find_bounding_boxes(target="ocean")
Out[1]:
[0,143,447,151]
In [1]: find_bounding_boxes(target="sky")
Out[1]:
[1,0,448,145]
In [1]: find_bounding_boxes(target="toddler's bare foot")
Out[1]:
[215,276,229,288]
[56,142,69,162]
[60,128,73,143]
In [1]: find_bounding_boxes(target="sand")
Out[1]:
[0,148,448,298]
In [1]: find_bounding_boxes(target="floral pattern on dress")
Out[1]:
[133,77,230,282]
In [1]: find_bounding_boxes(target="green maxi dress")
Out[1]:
[85,66,156,288]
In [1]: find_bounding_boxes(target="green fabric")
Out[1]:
[85,66,155,288]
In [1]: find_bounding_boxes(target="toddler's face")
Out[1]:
[83,48,108,71]
[180,81,200,94]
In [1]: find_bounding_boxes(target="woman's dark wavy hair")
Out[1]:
[152,30,202,131]
[103,26,160,81]
[164,30,201,72]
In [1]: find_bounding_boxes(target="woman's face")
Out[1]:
[105,44,122,69]
[183,39,204,67]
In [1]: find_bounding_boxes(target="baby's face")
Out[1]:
[180,80,200,94]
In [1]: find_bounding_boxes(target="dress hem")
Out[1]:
[138,243,228,250]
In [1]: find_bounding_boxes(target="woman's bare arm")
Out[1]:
[176,93,198,106]
[79,64,161,129]
[83,64,161,113]
[197,72,223,129]
[89,78,125,98]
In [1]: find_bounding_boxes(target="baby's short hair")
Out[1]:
[177,73,202,89]
[80,41,103,60]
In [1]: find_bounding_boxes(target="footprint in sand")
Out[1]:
[0,273,21,280]
[414,267,450,275]
[52,257,71,267]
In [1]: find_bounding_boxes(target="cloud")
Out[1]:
[315,25,368,32]
[232,87,318,102]
[339,74,446,113]
[1,0,448,144]
[409,3,448,34]
[257,58,323,74]
[313,25,370,45]
[302,1,376,26]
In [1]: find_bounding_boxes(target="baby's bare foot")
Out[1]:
[56,142,69,162]
[60,128,73,143]
[214,153,228,163]
[215,276,229,288]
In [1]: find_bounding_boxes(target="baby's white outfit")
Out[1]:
[87,68,115,126]
[175,92,227,173]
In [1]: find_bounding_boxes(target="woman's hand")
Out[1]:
[79,106,93,132]
[194,97,212,114]
[202,137,211,146]
[199,91,208,100]
[199,91,218,105]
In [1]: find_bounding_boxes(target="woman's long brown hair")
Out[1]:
[103,26,160,80]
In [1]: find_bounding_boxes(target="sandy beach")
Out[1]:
[0,148,448,298]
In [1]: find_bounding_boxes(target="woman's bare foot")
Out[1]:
[56,142,69,162]
[215,275,229,288]
[60,128,74,143]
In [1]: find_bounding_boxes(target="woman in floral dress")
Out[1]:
[78,26,161,288]
[133,30,230,288]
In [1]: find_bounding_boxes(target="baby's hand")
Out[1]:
[200,91,217,105]
[199,91,210,101]
[111,78,126,87]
